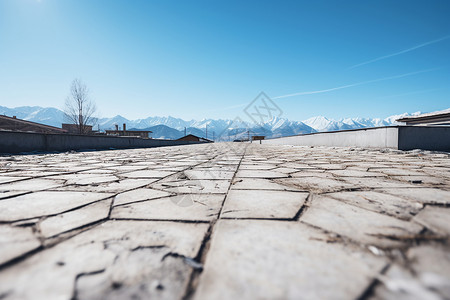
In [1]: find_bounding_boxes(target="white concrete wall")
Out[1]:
[261,127,399,149]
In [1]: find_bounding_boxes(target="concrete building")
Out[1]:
[105,123,152,139]
[0,115,67,134]
[177,134,213,143]
[396,110,450,126]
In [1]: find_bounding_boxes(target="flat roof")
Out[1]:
[396,109,450,122]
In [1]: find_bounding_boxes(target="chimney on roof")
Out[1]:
[123,123,126,131]
[115,124,119,131]
[13,116,16,119]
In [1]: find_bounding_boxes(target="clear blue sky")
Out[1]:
[0,0,449,121]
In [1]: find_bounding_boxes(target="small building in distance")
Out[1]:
[397,110,450,126]
[62,123,93,134]
[0,115,67,134]
[105,123,152,139]
[251,135,265,141]
[177,134,213,143]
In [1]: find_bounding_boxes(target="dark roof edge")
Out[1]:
[0,115,66,132]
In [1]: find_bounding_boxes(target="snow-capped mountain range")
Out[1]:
[0,105,427,140]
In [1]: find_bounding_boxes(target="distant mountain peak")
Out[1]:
[1,105,448,140]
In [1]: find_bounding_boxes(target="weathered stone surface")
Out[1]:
[39,199,113,238]
[0,178,64,191]
[114,188,172,206]
[341,177,415,188]
[152,178,231,194]
[0,176,29,184]
[327,191,423,220]
[221,190,308,219]
[275,177,353,192]
[230,178,299,191]
[54,174,119,185]
[111,194,225,221]
[381,188,450,205]
[413,206,450,235]
[0,143,449,299]
[235,169,286,178]
[194,220,386,300]
[370,245,450,300]
[0,221,208,300]
[0,225,41,266]
[55,178,156,193]
[0,191,113,222]
[328,169,387,177]
[184,169,235,180]
[121,170,176,178]
[301,196,423,248]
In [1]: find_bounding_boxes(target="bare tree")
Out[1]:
[64,79,97,134]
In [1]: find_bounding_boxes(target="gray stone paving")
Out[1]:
[0,143,449,299]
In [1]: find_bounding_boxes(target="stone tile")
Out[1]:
[0,221,208,300]
[184,170,235,180]
[221,190,308,219]
[235,169,287,178]
[0,225,41,266]
[0,178,65,192]
[289,171,333,178]
[413,206,450,235]
[114,188,172,206]
[341,177,415,188]
[374,168,428,176]
[370,245,450,300]
[327,191,423,220]
[194,220,386,300]
[152,179,230,194]
[230,178,299,191]
[0,190,28,200]
[0,176,30,184]
[39,199,112,238]
[381,188,450,205]
[328,169,387,177]
[0,191,113,222]
[301,196,423,248]
[311,163,346,170]
[54,174,119,185]
[111,194,225,221]
[55,179,156,193]
[389,175,448,186]
[121,170,176,179]
[275,177,353,193]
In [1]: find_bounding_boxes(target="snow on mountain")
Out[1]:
[1,105,447,139]
[0,105,64,127]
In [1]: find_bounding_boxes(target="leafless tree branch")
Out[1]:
[63,79,97,134]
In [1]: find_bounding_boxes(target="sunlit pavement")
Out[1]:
[0,143,449,299]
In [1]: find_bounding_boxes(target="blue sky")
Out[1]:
[0,0,449,121]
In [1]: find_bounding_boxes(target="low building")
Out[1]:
[396,110,450,126]
[177,134,213,143]
[0,115,67,134]
[105,123,152,139]
[62,123,93,134]
[251,135,265,141]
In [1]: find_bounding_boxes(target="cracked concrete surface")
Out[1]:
[0,143,449,299]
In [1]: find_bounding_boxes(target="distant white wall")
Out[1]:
[261,127,399,148]
[260,126,450,151]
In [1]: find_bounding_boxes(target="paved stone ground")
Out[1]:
[0,143,449,300]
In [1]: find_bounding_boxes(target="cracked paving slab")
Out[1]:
[0,220,209,300]
[301,196,424,248]
[0,191,114,222]
[221,190,308,219]
[0,143,449,300]
[194,220,387,300]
